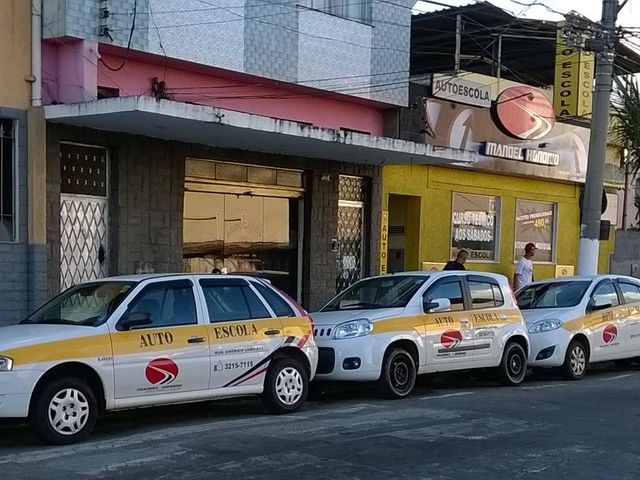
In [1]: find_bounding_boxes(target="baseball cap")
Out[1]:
[525,242,537,252]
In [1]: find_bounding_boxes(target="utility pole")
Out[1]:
[575,0,619,275]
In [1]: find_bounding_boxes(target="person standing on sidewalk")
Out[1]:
[443,250,468,271]
[513,243,537,290]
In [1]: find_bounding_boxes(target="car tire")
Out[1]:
[499,342,527,386]
[562,339,588,380]
[261,357,308,414]
[30,377,98,445]
[378,348,417,399]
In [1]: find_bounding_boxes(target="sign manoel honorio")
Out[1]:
[431,74,492,108]
[553,22,595,119]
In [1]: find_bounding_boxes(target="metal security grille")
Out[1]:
[59,143,109,291]
[0,119,14,241]
[336,175,365,294]
[60,196,109,290]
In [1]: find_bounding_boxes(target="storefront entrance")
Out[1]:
[183,159,303,300]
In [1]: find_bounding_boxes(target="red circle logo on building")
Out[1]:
[495,86,556,140]
[441,329,462,349]
[145,358,179,385]
[603,324,618,344]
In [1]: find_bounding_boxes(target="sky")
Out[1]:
[413,0,640,27]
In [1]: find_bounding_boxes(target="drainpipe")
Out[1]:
[31,0,42,107]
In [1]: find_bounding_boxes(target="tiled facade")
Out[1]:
[42,0,410,106]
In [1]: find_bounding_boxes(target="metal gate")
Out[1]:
[59,144,109,290]
[336,175,365,294]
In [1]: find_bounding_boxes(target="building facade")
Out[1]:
[0,1,48,324]
[15,0,419,323]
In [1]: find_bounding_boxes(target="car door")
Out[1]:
[617,280,640,356]
[465,275,511,363]
[110,278,211,399]
[587,280,626,362]
[197,278,284,390]
[422,276,474,367]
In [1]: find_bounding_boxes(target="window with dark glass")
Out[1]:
[200,282,271,322]
[253,282,295,317]
[0,119,14,241]
[300,0,372,24]
[469,280,503,309]
[619,282,640,304]
[126,281,197,328]
[423,280,464,312]
[591,281,619,308]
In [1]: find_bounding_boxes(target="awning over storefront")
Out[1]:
[44,96,474,167]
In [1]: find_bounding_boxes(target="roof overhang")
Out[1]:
[44,96,474,167]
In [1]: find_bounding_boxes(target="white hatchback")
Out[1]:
[0,274,317,444]
[311,271,529,398]
[517,275,640,380]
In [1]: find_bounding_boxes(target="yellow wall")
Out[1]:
[383,164,612,281]
[0,1,32,109]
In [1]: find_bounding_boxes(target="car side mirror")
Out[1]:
[424,297,451,313]
[590,297,613,312]
[118,312,153,331]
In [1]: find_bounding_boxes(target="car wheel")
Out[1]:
[262,358,308,414]
[378,348,417,399]
[499,342,527,386]
[30,377,98,445]
[562,340,588,380]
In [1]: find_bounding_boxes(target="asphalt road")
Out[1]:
[2,364,640,480]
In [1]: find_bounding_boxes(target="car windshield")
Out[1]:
[22,282,135,327]
[517,281,590,310]
[322,276,427,312]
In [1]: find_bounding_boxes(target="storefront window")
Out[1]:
[514,200,556,263]
[183,192,300,299]
[451,193,500,261]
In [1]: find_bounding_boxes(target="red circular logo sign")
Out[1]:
[145,358,179,385]
[495,86,556,140]
[603,324,618,344]
[441,329,462,349]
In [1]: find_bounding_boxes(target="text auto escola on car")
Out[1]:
[0,274,317,445]
[310,271,529,398]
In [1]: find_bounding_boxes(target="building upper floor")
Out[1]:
[42,0,411,108]
[0,1,32,110]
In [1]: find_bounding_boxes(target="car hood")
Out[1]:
[0,324,105,354]
[520,308,582,325]
[310,308,405,326]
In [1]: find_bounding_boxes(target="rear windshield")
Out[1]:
[322,276,427,312]
[517,281,590,310]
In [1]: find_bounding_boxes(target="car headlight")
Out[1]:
[528,319,563,334]
[0,356,13,372]
[333,319,373,339]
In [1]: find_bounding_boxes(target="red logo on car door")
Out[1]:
[441,330,463,349]
[603,324,618,345]
[145,358,179,385]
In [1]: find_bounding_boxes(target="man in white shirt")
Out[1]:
[514,243,537,290]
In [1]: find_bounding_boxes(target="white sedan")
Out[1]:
[517,275,640,380]
[311,271,529,398]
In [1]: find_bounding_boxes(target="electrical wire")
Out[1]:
[100,0,139,72]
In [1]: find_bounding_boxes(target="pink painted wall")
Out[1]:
[95,52,385,135]
[42,39,99,105]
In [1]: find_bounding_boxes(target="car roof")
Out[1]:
[526,274,640,285]
[81,273,272,283]
[376,271,508,280]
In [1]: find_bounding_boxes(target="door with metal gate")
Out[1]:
[59,143,109,291]
[336,175,366,294]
